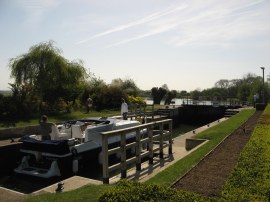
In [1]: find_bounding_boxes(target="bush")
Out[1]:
[128,95,146,105]
[222,104,270,201]
[99,180,213,202]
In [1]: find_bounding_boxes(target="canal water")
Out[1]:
[146,98,231,106]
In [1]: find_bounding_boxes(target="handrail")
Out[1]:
[101,119,173,184]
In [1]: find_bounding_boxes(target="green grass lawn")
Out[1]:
[21,108,255,202]
[0,109,120,128]
[1,104,162,128]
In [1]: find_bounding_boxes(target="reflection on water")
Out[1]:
[146,98,196,105]
[147,98,235,106]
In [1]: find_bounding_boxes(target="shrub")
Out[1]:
[222,104,270,201]
[98,180,213,202]
[128,95,146,105]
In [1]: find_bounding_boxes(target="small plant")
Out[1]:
[128,95,146,105]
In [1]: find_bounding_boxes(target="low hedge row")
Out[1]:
[222,105,270,201]
[99,180,212,202]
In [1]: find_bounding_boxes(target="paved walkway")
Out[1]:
[0,187,27,202]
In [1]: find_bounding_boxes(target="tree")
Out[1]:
[179,90,188,97]
[161,84,169,91]
[151,87,167,104]
[111,78,140,96]
[165,90,177,105]
[9,41,87,112]
[238,73,263,103]
[227,79,241,98]
[83,76,107,110]
[215,79,229,89]
[190,89,201,100]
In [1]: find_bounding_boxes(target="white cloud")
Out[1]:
[80,0,269,48]
[168,0,270,47]
[106,23,177,48]
[76,4,187,45]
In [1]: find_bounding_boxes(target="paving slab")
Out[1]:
[34,176,102,194]
[0,187,26,202]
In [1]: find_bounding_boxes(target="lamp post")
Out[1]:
[261,67,265,104]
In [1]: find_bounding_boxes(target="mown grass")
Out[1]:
[1,109,120,128]
[22,108,255,202]
[2,104,161,128]
[23,184,112,202]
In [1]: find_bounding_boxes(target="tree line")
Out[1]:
[0,41,268,121]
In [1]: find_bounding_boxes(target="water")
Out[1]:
[145,98,184,105]
[146,98,200,105]
[146,98,234,106]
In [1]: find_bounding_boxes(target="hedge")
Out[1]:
[222,104,270,201]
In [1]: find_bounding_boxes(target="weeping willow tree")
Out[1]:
[9,40,87,112]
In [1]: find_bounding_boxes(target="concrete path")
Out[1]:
[0,187,27,202]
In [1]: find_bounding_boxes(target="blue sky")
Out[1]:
[0,0,270,91]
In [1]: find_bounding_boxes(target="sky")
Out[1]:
[0,0,270,92]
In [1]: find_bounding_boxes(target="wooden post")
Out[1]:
[148,125,154,165]
[102,134,109,184]
[120,132,127,179]
[152,104,154,120]
[143,104,146,120]
[159,123,164,159]
[168,120,173,155]
[135,129,142,171]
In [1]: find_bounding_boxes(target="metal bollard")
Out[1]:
[55,181,64,192]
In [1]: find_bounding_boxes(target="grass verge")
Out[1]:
[23,184,112,202]
[1,110,120,128]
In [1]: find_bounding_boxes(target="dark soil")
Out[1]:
[172,110,262,198]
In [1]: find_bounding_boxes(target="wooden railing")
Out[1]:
[128,104,155,120]
[101,119,173,184]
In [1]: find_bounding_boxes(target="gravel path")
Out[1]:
[172,111,262,198]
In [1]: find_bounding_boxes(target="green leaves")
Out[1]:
[99,180,210,202]
[222,105,270,201]
[9,41,87,112]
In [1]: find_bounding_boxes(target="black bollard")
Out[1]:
[55,181,64,192]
